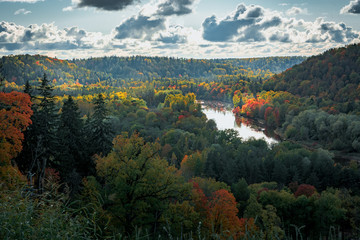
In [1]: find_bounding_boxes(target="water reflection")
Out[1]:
[201,102,279,145]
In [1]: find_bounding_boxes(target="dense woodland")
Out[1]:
[1,44,360,239]
[0,55,306,86]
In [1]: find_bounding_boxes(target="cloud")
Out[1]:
[156,0,196,16]
[202,3,360,44]
[114,15,165,40]
[113,0,197,41]
[78,0,139,11]
[340,0,360,14]
[14,8,31,15]
[155,25,188,44]
[202,4,281,42]
[63,0,140,11]
[0,0,42,2]
[286,7,308,16]
[269,31,291,42]
[0,21,109,51]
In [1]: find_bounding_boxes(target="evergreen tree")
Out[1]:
[88,93,113,157]
[16,73,58,192]
[24,80,32,98]
[57,95,86,184]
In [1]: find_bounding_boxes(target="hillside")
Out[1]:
[212,56,306,74]
[0,54,112,86]
[1,55,306,86]
[263,44,360,105]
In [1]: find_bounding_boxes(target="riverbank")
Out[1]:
[200,100,279,144]
[201,100,360,164]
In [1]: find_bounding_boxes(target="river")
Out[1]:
[200,101,280,145]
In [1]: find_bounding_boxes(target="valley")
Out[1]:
[1,44,360,239]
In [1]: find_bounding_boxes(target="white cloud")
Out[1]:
[286,7,308,16]
[201,3,359,45]
[0,21,111,51]
[14,8,31,15]
[62,6,74,12]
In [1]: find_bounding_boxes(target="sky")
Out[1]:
[0,0,359,59]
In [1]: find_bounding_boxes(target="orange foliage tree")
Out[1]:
[0,91,33,189]
[190,181,244,239]
[207,189,242,238]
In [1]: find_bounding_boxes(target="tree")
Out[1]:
[294,184,317,198]
[24,80,32,98]
[314,190,346,238]
[232,178,250,215]
[207,189,242,238]
[0,91,33,190]
[260,205,285,239]
[17,73,58,192]
[56,95,86,188]
[0,91,33,161]
[95,133,189,235]
[88,93,113,157]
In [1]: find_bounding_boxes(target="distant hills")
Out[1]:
[264,43,360,104]
[0,54,306,86]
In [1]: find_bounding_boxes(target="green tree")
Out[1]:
[56,95,86,189]
[17,73,58,192]
[95,133,189,235]
[88,93,113,157]
[232,178,250,215]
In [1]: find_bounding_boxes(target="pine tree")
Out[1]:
[16,73,58,192]
[57,95,86,182]
[88,93,113,157]
[24,80,32,98]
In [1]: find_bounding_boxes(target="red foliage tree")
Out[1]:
[294,184,316,198]
[0,91,33,162]
[0,91,33,189]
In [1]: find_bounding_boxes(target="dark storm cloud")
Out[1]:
[77,0,140,11]
[340,0,360,14]
[156,0,195,16]
[114,15,165,39]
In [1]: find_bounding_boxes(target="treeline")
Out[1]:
[0,54,112,86]
[1,54,307,87]
[212,56,307,74]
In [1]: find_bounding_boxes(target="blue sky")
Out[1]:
[0,0,359,59]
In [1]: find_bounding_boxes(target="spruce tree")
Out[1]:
[57,95,85,182]
[24,80,32,98]
[16,73,58,192]
[88,93,113,157]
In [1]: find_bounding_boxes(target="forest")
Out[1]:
[1,44,360,239]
